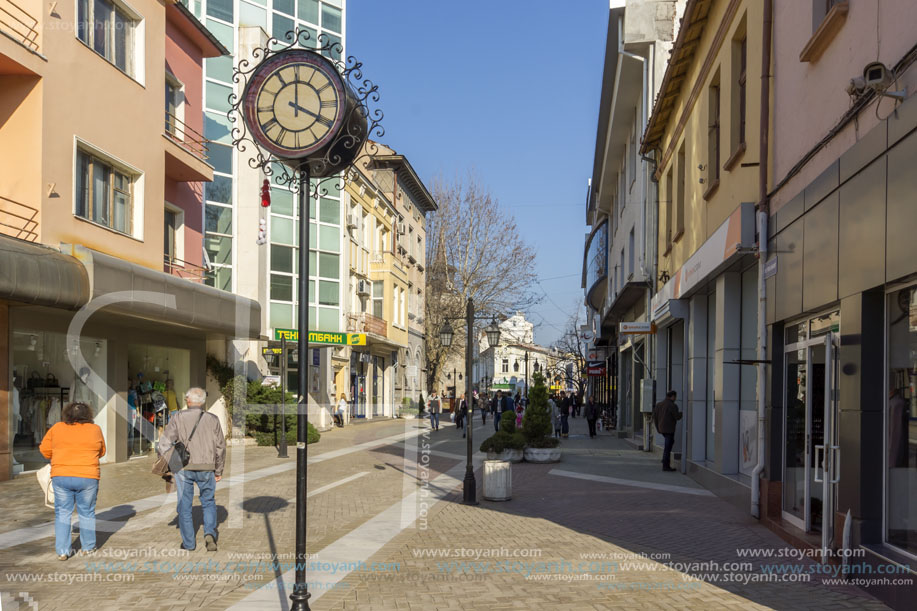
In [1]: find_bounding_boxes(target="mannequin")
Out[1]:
[70,367,94,410]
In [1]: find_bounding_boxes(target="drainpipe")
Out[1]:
[619,16,654,449]
[751,0,773,520]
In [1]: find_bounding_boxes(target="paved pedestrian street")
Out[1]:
[0,416,892,610]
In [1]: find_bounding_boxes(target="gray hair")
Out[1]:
[185,387,206,407]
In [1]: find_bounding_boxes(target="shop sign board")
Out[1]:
[763,257,777,279]
[274,328,367,346]
[586,361,606,376]
[619,322,656,335]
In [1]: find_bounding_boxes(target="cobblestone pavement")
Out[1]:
[0,412,896,610]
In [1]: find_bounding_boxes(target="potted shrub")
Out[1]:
[521,372,561,463]
[400,397,417,419]
[480,411,525,463]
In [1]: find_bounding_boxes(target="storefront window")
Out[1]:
[10,332,106,472]
[887,286,917,554]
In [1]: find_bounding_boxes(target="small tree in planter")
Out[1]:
[480,411,525,462]
[521,372,561,462]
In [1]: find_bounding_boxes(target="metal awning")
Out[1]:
[61,244,261,339]
[0,235,90,309]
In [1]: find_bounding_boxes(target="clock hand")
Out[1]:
[293,83,299,117]
[287,101,319,119]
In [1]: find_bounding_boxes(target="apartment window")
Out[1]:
[664,169,673,251]
[676,142,685,238]
[164,207,184,263]
[165,74,183,135]
[77,0,136,76]
[707,72,721,194]
[618,170,625,216]
[372,281,383,318]
[75,149,133,235]
[628,228,635,279]
[502,359,509,373]
[730,29,747,161]
[629,116,637,187]
[813,0,844,31]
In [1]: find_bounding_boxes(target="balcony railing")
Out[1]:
[0,0,39,52]
[0,194,38,241]
[165,112,209,163]
[346,312,387,338]
[164,254,212,283]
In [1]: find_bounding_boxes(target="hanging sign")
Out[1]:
[274,328,367,346]
[619,322,656,335]
[586,361,606,376]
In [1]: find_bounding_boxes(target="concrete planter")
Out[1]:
[523,447,562,463]
[483,459,511,501]
[486,449,523,463]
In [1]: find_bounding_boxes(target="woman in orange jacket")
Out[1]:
[39,402,106,560]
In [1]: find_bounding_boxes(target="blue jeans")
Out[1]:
[52,476,99,556]
[429,412,439,429]
[662,433,676,469]
[175,470,217,550]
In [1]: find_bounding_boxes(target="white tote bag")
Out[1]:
[36,464,55,508]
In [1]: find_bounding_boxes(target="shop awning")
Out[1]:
[61,244,261,339]
[651,201,755,322]
[0,235,90,309]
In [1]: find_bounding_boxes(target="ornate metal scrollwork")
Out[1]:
[228,28,384,198]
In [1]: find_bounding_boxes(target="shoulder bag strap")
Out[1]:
[187,411,205,442]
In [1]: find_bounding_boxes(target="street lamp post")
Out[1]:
[439,301,501,504]
[524,350,529,401]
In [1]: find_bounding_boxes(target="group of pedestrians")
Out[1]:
[40,388,226,559]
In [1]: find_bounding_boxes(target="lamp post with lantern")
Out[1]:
[439,299,501,504]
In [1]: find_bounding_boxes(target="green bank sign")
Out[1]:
[273,328,367,346]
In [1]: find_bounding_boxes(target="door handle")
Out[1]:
[814,445,825,483]
[830,445,840,484]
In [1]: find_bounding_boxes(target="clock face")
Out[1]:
[243,51,344,159]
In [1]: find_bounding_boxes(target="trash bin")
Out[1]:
[483,459,511,501]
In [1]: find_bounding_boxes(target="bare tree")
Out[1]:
[549,309,588,399]
[424,172,539,392]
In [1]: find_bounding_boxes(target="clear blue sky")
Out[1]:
[348,0,609,345]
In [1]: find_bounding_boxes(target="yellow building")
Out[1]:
[641,0,762,481]
[340,162,410,418]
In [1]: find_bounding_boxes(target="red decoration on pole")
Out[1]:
[261,179,271,207]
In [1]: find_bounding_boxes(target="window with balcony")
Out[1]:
[164,206,184,264]
[77,0,138,78]
[75,149,135,236]
[165,73,184,137]
[373,281,383,318]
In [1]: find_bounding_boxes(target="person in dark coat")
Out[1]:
[560,392,571,437]
[653,390,682,471]
[584,396,599,438]
[492,391,502,432]
[456,393,469,438]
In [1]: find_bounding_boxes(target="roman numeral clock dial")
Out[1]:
[244,51,344,159]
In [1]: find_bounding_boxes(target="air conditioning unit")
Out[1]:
[397,222,406,235]
[347,213,358,229]
[357,280,370,296]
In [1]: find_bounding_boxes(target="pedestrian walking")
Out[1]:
[652,390,682,472]
[549,395,561,437]
[456,393,469,438]
[39,402,106,560]
[428,390,442,430]
[492,391,503,432]
[334,393,347,427]
[481,392,487,425]
[158,387,225,551]
[584,395,599,438]
[560,391,571,437]
[572,392,581,418]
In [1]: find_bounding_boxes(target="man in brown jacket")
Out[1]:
[652,390,682,472]
[158,387,225,551]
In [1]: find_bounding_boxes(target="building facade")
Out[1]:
[585,0,681,443]
[0,0,260,479]
[762,2,917,606]
[476,313,555,398]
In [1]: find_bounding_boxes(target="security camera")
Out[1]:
[863,62,893,90]
[863,61,907,101]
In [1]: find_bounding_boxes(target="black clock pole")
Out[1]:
[291,160,312,611]
[463,297,477,505]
